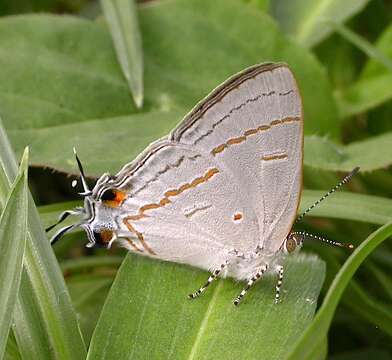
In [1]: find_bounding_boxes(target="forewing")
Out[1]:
[171,63,303,252]
[112,140,260,270]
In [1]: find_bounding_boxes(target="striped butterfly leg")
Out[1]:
[188,260,229,300]
[233,264,269,306]
[274,265,284,304]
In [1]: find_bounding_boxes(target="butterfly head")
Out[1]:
[47,150,124,249]
[283,232,304,254]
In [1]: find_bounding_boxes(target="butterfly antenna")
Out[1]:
[73,147,92,196]
[295,167,360,224]
[292,231,354,249]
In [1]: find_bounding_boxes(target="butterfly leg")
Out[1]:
[233,264,269,306]
[188,249,243,299]
[188,260,229,299]
[274,265,284,304]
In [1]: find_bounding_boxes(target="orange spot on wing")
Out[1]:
[233,213,243,221]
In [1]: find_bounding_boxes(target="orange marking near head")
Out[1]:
[103,190,127,208]
[100,229,114,244]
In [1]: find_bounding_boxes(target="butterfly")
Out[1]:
[48,63,356,305]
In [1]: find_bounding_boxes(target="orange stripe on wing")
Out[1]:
[261,153,288,161]
[211,116,300,156]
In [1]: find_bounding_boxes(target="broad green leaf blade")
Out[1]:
[304,133,392,172]
[87,254,325,360]
[0,123,87,359]
[0,148,28,359]
[287,221,392,360]
[101,0,144,108]
[270,0,370,47]
[1,0,339,175]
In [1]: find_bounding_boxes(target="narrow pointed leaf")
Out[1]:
[0,122,87,359]
[270,0,370,47]
[101,0,144,108]
[287,221,392,359]
[336,23,392,117]
[0,148,28,358]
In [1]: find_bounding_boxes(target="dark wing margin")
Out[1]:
[170,62,288,141]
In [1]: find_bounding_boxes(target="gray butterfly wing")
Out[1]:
[108,140,260,271]
[171,63,303,252]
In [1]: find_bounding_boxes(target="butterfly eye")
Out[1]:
[92,229,114,248]
[101,189,126,208]
[285,236,297,253]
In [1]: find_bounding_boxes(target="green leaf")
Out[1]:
[304,133,392,172]
[242,0,270,12]
[287,221,392,359]
[67,275,113,344]
[1,0,339,175]
[336,23,392,117]
[101,0,144,108]
[0,148,28,359]
[87,254,325,359]
[300,190,392,225]
[270,0,370,47]
[335,73,392,118]
[0,122,87,359]
[331,22,392,72]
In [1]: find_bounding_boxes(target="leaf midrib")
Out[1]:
[187,281,223,360]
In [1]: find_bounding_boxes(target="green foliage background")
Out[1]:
[0,0,391,359]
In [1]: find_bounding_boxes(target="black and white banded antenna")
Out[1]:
[291,231,354,249]
[292,167,360,250]
[295,166,360,225]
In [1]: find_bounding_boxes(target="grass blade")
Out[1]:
[331,22,392,73]
[0,148,28,358]
[301,190,392,225]
[101,0,144,108]
[0,122,87,359]
[287,221,392,359]
[270,0,370,47]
